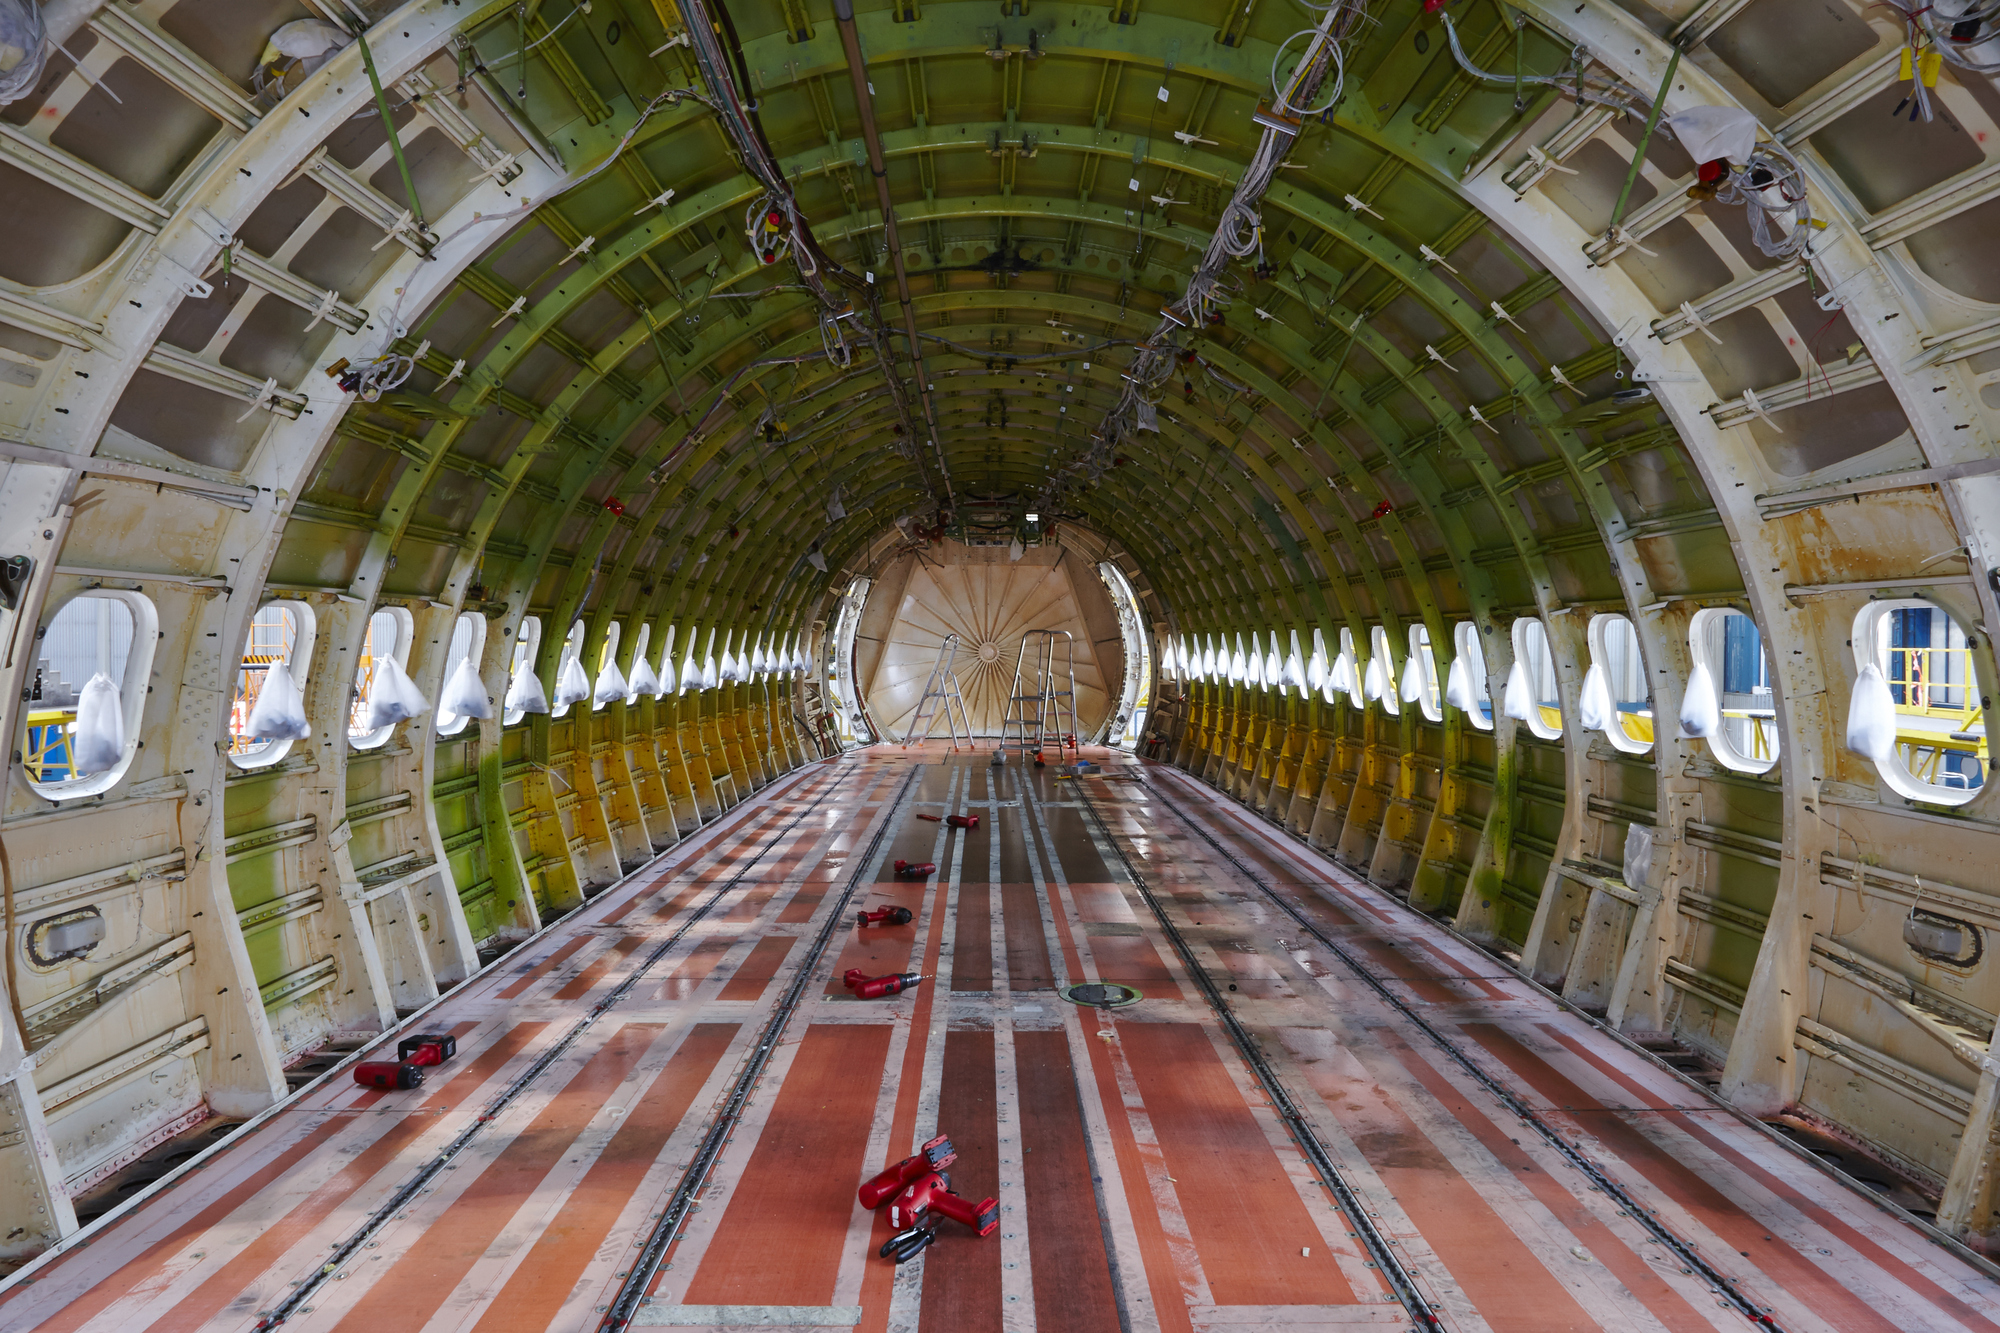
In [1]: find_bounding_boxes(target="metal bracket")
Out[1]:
[0,554,31,611]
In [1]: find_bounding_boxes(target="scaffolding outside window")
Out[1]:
[1854,600,1985,803]
[21,591,154,799]
[1452,621,1493,730]
[1587,614,1653,754]
[1514,618,1563,738]
[1689,608,1777,773]
[504,616,544,725]
[349,607,413,750]
[230,601,315,767]
[436,612,487,736]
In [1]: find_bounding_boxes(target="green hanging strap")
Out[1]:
[354,26,428,238]
[1607,44,1683,236]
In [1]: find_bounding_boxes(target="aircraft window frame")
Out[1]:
[1370,625,1400,716]
[229,600,316,768]
[1407,624,1442,722]
[1452,621,1493,731]
[1852,599,1983,804]
[1688,607,1777,774]
[20,589,156,800]
[1587,613,1654,755]
[435,612,487,737]
[349,606,415,751]
[1512,617,1563,739]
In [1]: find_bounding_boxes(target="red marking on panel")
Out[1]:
[952,884,994,992]
[717,936,797,1002]
[917,1031,1002,1329]
[1118,1023,1355,1307]
[1468,1024,1905,1332]
[139,1023,549,1333]
[495,938,592,999]
[1015,1029,1121,1329]
[552,935,645,1000]
[469,1024,738,1332]
[329,1025,663,1331]
[660,936,737,1000]
[681,1024,893,1306]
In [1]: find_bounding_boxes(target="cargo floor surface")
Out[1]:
[3,746,1993,1332]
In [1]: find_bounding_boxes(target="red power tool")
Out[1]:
[886,1171,999,1236]
[857,1134,957,1209]
[354,1062,424,1090]
[844,969,927,999]
[398,1033,457,1067]
[856,904,915,927]
[945,814,979,830]
[893,860,936,880]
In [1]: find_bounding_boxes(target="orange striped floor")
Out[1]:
[1,746,1993,1333]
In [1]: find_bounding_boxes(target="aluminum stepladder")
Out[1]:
[997,629,1078,760]
[901,633,976,749]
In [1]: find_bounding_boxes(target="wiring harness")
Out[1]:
[1063,0,1366,515]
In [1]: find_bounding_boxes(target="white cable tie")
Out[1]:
[1149,195,1186,208]
[1424,344,1458,373]
[1678,300,1724,345]
[563,235,597,264]
[1468,403,1500,433]
[1550,364,1579,393]
[490,295,527,327]
[1741,387,1783,432]
[1255,308,1282,325]
[302,287,344,333]
[1345,194,1383,220]
[648,31,691,55]
[640,188,676,213]
[441,359,467,385]
[237,377,281,422]
[1419,244,1458,274]
[370,209,420,253]
[1173,130,1219,145]
[1490,300,1525,331]
[477,152,519,184]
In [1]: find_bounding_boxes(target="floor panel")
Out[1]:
[3,748,1994,1333]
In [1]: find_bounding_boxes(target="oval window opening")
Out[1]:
[30,907,106,967]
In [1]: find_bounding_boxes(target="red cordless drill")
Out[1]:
[887,1171,999,1236]
[893,860,936,880]
[856,904,914,927]
[857,1134,957,1209]
[844,969,927,999]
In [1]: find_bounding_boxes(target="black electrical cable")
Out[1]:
[250,767,857,1331]
[1141,770,1788,1331]
[598,766,921,1329]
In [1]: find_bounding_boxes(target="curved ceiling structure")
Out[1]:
[3,0,2000,1289]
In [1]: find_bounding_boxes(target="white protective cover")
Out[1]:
[1400,652,1425,703]
[439,657,492,721]
[1845,662,1899,762]
[594,659,630,706]
[365,655,429,729]
[506,659,550,715]
[1502,661,1533,721]
[71,672,126,774]
[247,662,313,740]
[1678,661,1721,738]
[1445,656,1478,713]
[1666,106,1759,166]
[628,657,661,699]
[1363,655,1386,702]
[1579,664,1614,733]
[553,655,592,708]
[1623,823,1655,892]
